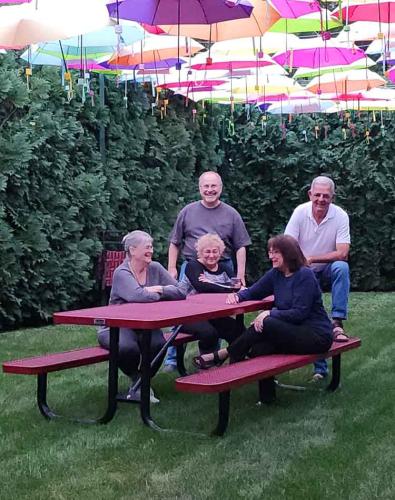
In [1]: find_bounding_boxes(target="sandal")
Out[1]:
[332,325,350,343]
[193,351,225,370]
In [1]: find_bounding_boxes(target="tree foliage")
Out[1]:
[0,52,394,328]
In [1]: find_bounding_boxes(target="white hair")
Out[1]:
[122,230,153,253]
[199,171,222,186]
[311,176,335,195]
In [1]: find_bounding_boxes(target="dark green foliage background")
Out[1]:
[0,53,394,328]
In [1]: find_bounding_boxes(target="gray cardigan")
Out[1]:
[109,260,186,304]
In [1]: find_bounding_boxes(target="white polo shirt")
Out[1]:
[285,201,350,271]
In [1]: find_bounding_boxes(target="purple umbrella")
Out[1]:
[107,0,253,25]
[101,58,186,71]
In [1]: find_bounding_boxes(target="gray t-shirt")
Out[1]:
[110,260,186,304]
[169,201,251,260]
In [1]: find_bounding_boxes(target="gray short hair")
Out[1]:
[311,176,335,195]
[122,230,153,253]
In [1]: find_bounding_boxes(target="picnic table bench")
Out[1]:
[176,337,361,436]
[1,331,196,423]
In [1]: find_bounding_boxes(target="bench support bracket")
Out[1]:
[327,354,341,392]
[213,391,231,436]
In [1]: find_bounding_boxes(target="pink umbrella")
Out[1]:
[334,2,395,23]
[270,0,320,18]
[190,59,274,71]
[273,39,366,69]
[107,0,253,24]
[159,79,227,89]
[386,66,395,83]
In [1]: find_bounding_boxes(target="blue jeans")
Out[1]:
[313,261,350,376]
[164,258,235,367]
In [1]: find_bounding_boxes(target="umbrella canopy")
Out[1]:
[232,74,302,98]
[306,69,386,94]
[102,58,187,71]
[0,0,111,49]
[210,34,305,59]
[269,11,341,33]
[386,66,395,82]
[189,50,276,71]
[159,79,227,89]
[267,98,335,114]
[336,21,395,42]
[270,0,321,18]
[107,36,203,66]
[273,38,367,69]
[366,37,395,54]
[158,0,280,41]
[293,57,376,78]
[0,0,31,3]
[108,0,253,25]
[334,1,395,23]
[0,0,110,48]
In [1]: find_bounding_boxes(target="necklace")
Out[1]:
[128,262,146,285]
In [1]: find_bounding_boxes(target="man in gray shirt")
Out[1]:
[164,171,251,370]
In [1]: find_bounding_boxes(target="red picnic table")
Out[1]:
[53,294,274,430]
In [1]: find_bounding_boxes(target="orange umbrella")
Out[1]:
[158,0,280,41]
[108,35,203,66]
[306,69,386,94]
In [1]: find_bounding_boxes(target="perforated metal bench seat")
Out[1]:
[2,331,195,423]
[175,337,361,435]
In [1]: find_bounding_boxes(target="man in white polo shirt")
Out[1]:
[285,175,350,380]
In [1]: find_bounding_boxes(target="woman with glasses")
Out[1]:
[193,235,333,401]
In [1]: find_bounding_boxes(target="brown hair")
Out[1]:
[268,235,306,273]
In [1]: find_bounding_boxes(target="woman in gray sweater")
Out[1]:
[98,230,185,403]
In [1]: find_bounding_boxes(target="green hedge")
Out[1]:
[0,53,394,328]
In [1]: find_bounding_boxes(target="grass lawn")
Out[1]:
[1,292,394,500]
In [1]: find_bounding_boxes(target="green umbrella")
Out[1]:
[269,12,342,34]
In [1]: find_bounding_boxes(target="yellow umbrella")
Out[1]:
[211,33,306,57]
[158,0,280,41]
[232,74,302,99]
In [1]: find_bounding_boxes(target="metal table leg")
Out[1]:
[139,329,162,431]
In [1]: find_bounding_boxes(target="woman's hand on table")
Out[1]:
[145,285,163,294]
[198,273,211,283]
[252,310,271,332]
[226,293,240,304]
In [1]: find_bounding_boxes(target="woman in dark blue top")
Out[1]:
[193,235,333,399]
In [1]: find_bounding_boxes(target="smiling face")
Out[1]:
[199,172,223,208]
[308,182,334,221]
[268,248,287,274]
[200,244,221,269]
[130,240,154,266]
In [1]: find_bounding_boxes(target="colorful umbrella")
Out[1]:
[273,38,367,69]
[212,33,306,57]
[108,0,253,24]
[269,11,342,33]
[306,69,386,94]
[267,99,335,114]
[386,66,395,82]
[0,0,111,49]
[336,21,395,42]
[269,0,321,18]
[189,51,276,71]
[158,0,280,41]
[366,37,395,54]
[293,57,376,79]
[334,1,395,23]
[107,36,204,67]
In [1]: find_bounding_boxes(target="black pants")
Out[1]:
[227,317,332,400]
[181,317,244,354]
[98,327,166,378]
